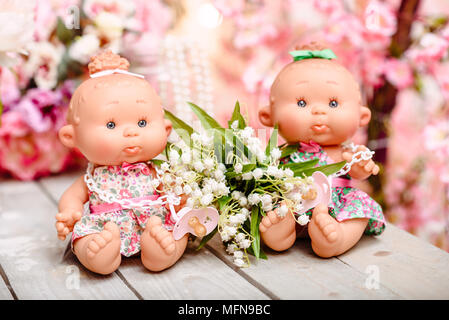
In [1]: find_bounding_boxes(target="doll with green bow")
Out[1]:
[258,42,386,258]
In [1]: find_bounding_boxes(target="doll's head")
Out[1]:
[259,43,371,146]
[59,51,172,165]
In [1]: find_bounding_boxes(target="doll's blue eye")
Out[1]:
[297,99,307,108]
[106,121,116,129]
[329,100,338,108]
[138,120,147,127]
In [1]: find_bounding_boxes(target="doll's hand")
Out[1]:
[55,210,82,240]
[342,145,379,180]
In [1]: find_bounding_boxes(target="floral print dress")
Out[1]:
[282,142,385,235]
[72,162,175,257]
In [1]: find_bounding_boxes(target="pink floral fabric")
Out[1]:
[72,162,175,257]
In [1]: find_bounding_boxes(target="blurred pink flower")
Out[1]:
[213,0,245,17]
[364,0,397,37]
[34,0,57,41]
[429,61,449,99]
[384,58,414,89]
[0,67,20,107]
[313,0,344,15]
[406,33,449,66]
[0,110,29,138]
[423,120,449,160]
[127,0,172,34]
[360,50,386,87]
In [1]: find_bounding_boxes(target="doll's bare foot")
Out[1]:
[308,202,370,259]
[259,208,296,251]
[73,222,121,275]
[308,204,344,258]
[140,216,188,272]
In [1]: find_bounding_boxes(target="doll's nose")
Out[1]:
[123,127,139,137]
[311,104,327,115]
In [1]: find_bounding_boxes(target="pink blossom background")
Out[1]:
[0,0,448,251]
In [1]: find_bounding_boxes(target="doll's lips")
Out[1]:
[124,146,141,154]
[311,124,329,133]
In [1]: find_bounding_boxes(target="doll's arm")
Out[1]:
[342,145,379,180]
[55,175,89,240]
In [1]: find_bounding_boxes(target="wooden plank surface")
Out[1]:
[0,180,138,300]
[39,172,269,300]
[0,273,13,300]
[337,224,449,299]
[207,234,400,299]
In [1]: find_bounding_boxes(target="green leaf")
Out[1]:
[280,144,299,159]
[228,101,246,129]
[214,129,226,163]
[265,124,278,157]
[250,206,261,260]
[299,161,346,177]
[188,101,223,130]
[56,17,75,45]
[164,109,195,145]
[247,246,267,260]
[280,159,319,171]
[196,227,218,251]
[150,159,165,166]
[217,196,231,211]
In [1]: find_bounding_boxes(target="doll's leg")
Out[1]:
[140,216,188,272]
[308,204,368,258]
[259,208,297,251]
[73,222,122,275]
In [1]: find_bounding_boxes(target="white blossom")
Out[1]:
[232,191,243,200]
[235,233,246,242]
[186,197,195,207]
[174,185,183,195]
[193,161,204,172]
[200,193,214,206]
[235,163,243,174]
[226,243,238,254]
[238,197,248,207]
[233,250,244,259]
[233,258,245,267]
[248,193,261,205]
[239,239,252,249]
[240,208,250,218]
[204,157,215,170]
[266,166,278,177]
[278,205,289,217]
[270,148,282,160]
[252,168,263,180]
[231,120,239,130]
[160,162,170,172]
[261,194,272,206]
[169,149,180,163]
[242,172,253,180]
[297,214,310,225]
[181,151,192,164]
[284,168,294,177]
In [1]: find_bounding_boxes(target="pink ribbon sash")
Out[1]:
[90,194,160,215]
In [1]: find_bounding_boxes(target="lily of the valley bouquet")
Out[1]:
[157,102,345,267]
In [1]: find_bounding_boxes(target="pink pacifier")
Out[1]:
[172,206,219,240]
[295,171,332,215]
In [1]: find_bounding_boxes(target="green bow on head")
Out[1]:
[289,49,337,61]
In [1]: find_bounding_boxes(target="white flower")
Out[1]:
[235,213,247,223]
[192,189,203,198]
[283,182,293,192]
[278,205,288,217]
[229,215,241,225]
[24,42,62,89]
[262,204,273,212]
[294,202,304,213]
[160,162,170,172]
[0,0,34,66]
[235,233,246,242]
[69,34,100,64]
[217,182,229,195]
[204,158,215,170]
[169,150,180,163]
[239,239,252,249]
[238,197,248,207]
[181,151,192,164]
[256,151,267,163]
[231,120,239,129]
[233,250,244,259]
[226,243,238,254]
[297,214,310,226]
[175,177,183,185]
[232,191,243,200]
[94,11,125,41]
[242,172,253,180]
[252,168,264,180]
[235,163,243,174]
[186,198,195,208]
[174,185,183,195]
[183,185,192,195]
[270,148,282,160]
[234,258,245,268]
[266,166,278,177]
[193,161,204,172]
[248,193,261,205]
[191,132,201,142]
[288,192,302,203]
[200,193,214,206]
[224,226,237,237]
[214,169,224,181]
[274,168,284,179]
[261,194,272,206]
[284,168,294,177]
[241,127,254,140]
[162,175,173,185]
[201,134,213,147]
[240,208,250,218]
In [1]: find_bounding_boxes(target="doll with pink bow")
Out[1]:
[258,43,386,258]
[55,51,189,274]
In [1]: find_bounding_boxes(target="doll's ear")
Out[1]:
[259,105,274,127]
[164,119,173,137]
[359,106,371,127]
[59,125,76,148]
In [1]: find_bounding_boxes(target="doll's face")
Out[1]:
[60,75,172,165]
[259,60,371,145]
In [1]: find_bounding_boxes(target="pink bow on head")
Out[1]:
[121,162,151,175]
[299,140,321,153]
